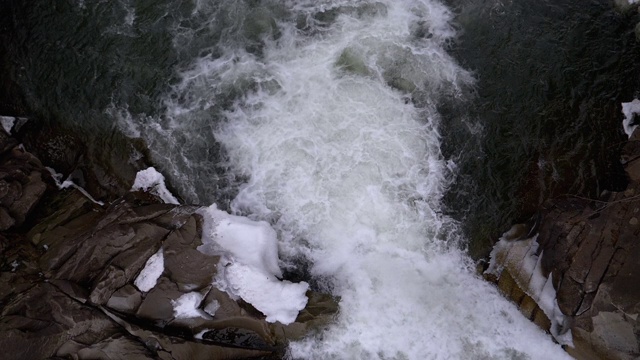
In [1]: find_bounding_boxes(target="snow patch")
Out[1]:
[171,292,209,319]
[1,116,15,134]
[621,99,640,138]
[486,232,573,346]
[225,262,309,323]
[197,204,308,324]
[45,167,105,206]
[134,248,164,292]
[131,167,180,205]
[198,204,282,277]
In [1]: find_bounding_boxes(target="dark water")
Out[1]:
[1,0,639,257]
[443,0,640,256]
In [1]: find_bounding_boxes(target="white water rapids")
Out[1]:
[117,0,573,358]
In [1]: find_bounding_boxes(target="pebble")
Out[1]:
[630,217,639,226]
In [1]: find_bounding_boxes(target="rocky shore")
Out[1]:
[0,125,337,360]
[486,126,640,359]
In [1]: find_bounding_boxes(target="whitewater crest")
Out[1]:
[119,0,573,359]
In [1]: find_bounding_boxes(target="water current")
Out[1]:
[3,0,640,359]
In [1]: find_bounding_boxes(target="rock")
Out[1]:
[488,127,640,359]
[0,283,125,360]
[8,170,46,224]
[18,121,154,202]
[484,237,557,338]
[17,189,337,357]
[0,132,338,358]
[136,276,184,323]
[0,206,15,230]
[106,285,142,314]
[0,135,48,229]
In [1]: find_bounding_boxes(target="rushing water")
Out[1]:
[3,0,640,359]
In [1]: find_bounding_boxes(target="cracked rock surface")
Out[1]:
[536,128,640,360]
[490,127,640,360]
[0,132,337,360]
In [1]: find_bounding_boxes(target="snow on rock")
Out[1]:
[225,262,309,323]
[486,231,573,346]
[197,204,309,324]
[134,248,164,292]
[45,167,105,206]
[171,292,209,319]
[131,167,180,205]
[1,116,15,134]
[621,99,640,138]
[198,204,282,277]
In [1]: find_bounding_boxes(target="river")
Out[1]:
[2,0,639,358]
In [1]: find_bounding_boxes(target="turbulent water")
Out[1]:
[4,0,640,359]
[116,1,570,358]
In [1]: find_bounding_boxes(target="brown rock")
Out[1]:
[136,276,184,323]
[0,206,15,230]
[164,247,218,292]
[106,285,143,314]
[0,283,122,360]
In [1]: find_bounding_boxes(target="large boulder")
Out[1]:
[486,127,640,359]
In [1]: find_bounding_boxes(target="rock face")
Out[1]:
[487,127,640,359]
[535,128,640,360]
[0,128,47,230]
[0,132,337,360]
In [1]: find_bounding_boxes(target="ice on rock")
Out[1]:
[131,167,180,204]
[197,204,309,324]
[134,248,164,292]
[45,167,105,206]
[172,292,209,319]
[621,99,640,138]
[486,233,573,346]
[1,116,15,134]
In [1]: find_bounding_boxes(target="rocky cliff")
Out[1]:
[0,126,337,360]
[486,127,640,359]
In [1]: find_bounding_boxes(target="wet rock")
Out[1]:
[106,284,142,314]
[0,283,125,360]
[0,133,338,358]
[136,276,185,323]
[491,127,640,359]
[18,121,154,203]
[2,187,336,359]
[0,206,14,230]
[0,135,47,229]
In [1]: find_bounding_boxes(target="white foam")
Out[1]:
[621,99,640,138]
[131,167,180,205]
[198,204,309,324]
[171,292,209,319]
[134,247,164,292]
[141,0,573,357]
